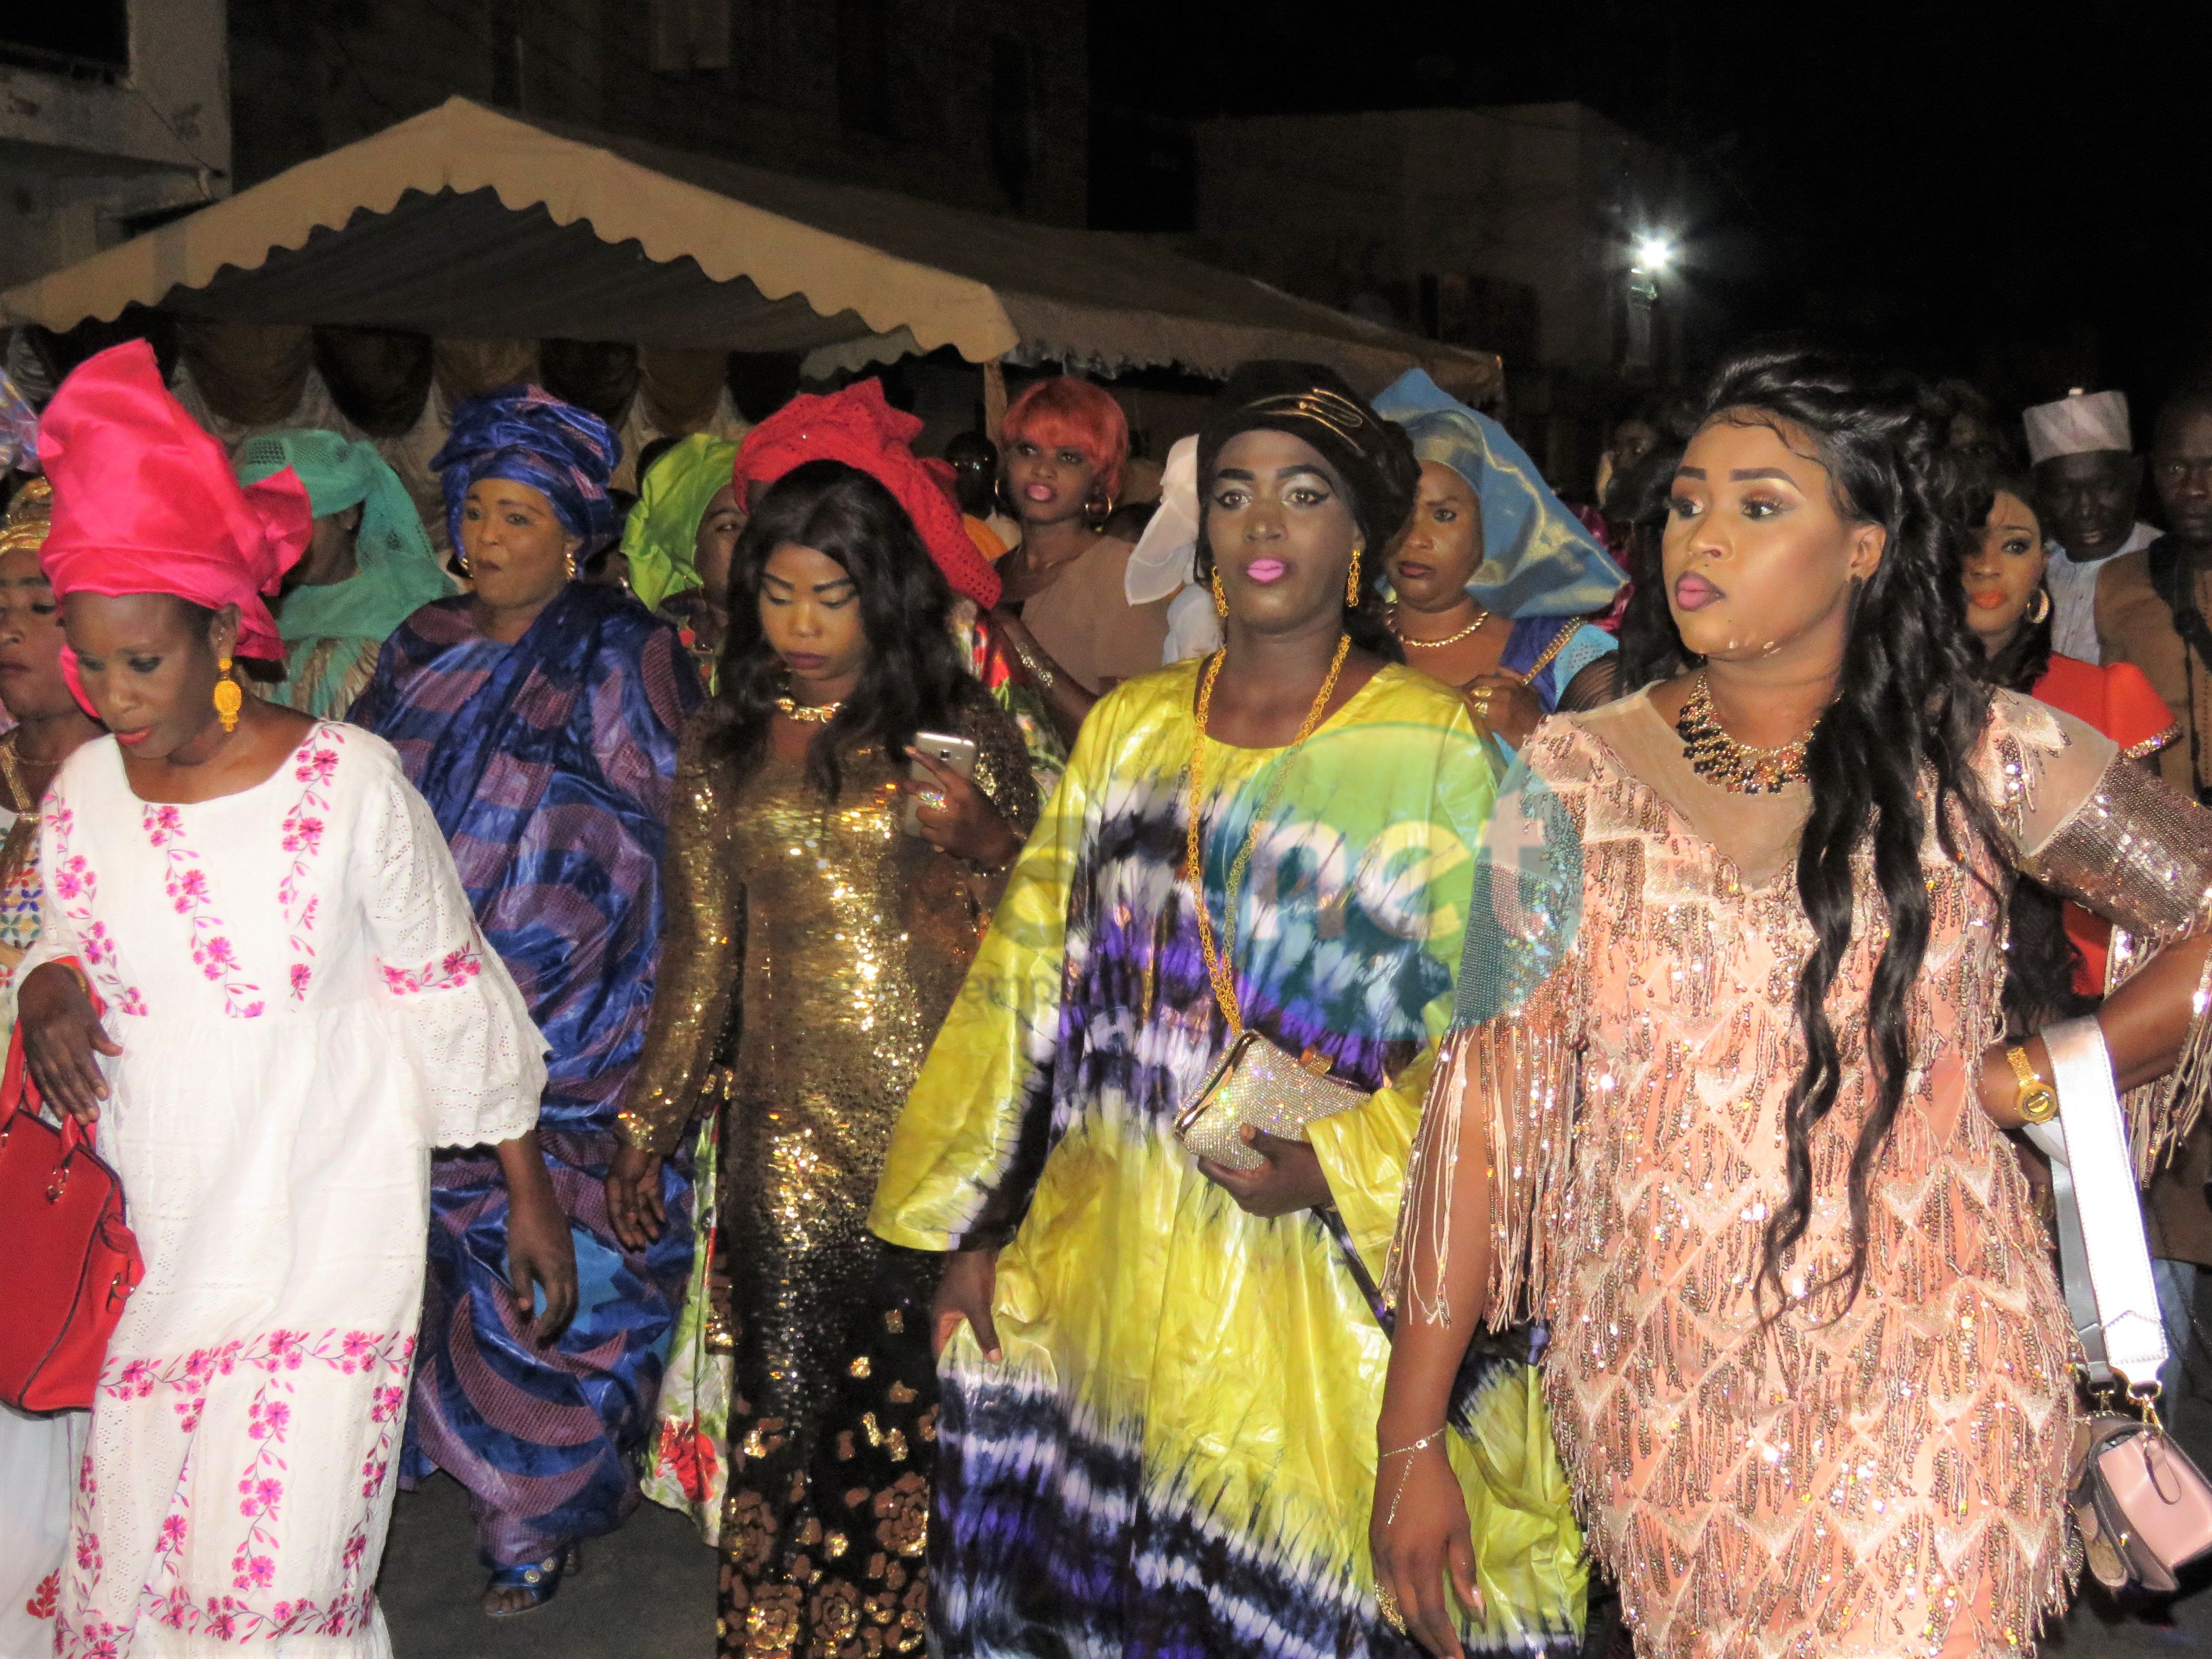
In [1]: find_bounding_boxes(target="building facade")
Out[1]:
[0,3,233,293]
[1192,102,1684,489]
[229,0,1087,224]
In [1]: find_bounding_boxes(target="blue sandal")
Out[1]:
[483,1544,579,1617]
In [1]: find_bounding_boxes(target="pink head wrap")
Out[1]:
[38,340,313,671]
[731,379,1001,610]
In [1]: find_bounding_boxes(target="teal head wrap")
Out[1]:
[233,430,453,642]
[1371,369,1624,619]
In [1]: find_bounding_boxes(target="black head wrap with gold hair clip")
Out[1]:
[1194,363,1419,567]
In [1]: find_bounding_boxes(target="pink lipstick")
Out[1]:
[1673,573,1723,611]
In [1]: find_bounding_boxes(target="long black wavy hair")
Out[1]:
[1609,442,1692,692]
[1192,361,1415,663]
[1653,347,2008,1318]
[1954,460,2092,1034]
[708,458,971,798]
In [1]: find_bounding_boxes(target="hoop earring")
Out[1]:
[1085,489,1114,530]
[1346,545,1363,608]
[1210,569,1229,619]
[213,655,242,734]
[2030,586,2052,625]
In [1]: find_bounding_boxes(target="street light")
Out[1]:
[1634,234,1675,275]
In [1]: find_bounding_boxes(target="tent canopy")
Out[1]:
[0,98,1499,397]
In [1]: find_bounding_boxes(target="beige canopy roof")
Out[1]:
[0,97,1498,398]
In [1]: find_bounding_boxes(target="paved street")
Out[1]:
[378,1476,716,1659]
[371,1476,2212,1659]
[373,1291,2212,1659]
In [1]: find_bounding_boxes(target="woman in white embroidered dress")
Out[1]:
[12,340,577,1659]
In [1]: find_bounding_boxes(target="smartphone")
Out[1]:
[903,731,979,836]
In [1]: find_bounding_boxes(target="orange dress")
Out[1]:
[2029,654,2176,992]
[1391,688,2212,1659]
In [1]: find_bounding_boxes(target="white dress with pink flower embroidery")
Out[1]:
[20,721,546,1659]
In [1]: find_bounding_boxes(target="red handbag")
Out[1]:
[0,966,141,1412]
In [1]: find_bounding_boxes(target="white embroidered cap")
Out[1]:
[2024,388,2132,466]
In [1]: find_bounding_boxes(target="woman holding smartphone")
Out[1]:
[606,456,1037,1659]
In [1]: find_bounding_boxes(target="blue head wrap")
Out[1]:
[0,368,38,474]
[432,383,622,556]
[1372,369,1623,619]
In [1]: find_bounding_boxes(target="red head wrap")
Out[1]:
[731,379,1000,610]
[38,340,312,667]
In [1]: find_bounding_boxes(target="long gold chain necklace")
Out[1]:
[1184,634,1352,1030]
[1675,671,1815,794]
[773,695,842,725]
[1387,602,1490,650]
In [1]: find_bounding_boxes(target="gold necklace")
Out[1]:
[1675,671,1814,794]
[1387,602,1490,649]
[1184,635,1353,1030]
[0,731,39,819]
[773,695,842,725]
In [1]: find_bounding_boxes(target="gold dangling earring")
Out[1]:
[1210,568,1229,619]
[213,655,242,734]
[564,549,578,582]
[1346,545,1363,608]
[2030,586,2052,625]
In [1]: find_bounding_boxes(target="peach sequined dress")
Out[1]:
[1392,688,2212,1659]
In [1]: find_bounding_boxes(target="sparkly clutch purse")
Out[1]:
[1174,640,1366,1174]
[1175,1030,1365,1173]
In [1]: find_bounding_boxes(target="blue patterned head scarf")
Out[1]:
[431,383,622,556]
[1372,369,1623,619]
[0,368,38,473]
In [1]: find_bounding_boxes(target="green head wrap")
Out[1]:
[233,430,454,642]
[622,434,741,613]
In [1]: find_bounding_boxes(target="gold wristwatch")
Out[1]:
[2006,1045,2059,1124]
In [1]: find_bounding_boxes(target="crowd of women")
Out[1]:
[2,325,2211,1659]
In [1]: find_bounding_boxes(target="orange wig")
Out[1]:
[1001,377,1130,502]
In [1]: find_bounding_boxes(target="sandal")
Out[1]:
[482,1543,580,1618]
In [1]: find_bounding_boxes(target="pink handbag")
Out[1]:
[2073,1413,2212,1595]
[2038,1017,2212,1594]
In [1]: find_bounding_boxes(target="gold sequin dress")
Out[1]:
[617,685,1038,1659]
[1391,687,2212,1659]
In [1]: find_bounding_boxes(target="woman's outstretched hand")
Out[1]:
[605,1142,667,1250]
[932,1247,1001,1360]
[496,1132,579,1346]
[1199,1127,1333,1216]
[907,749,1023,870]
[19,961,120,1125]
[1463,675,1545,751]
[1371,1441,1484,1658]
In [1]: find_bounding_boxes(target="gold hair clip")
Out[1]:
[1241,389,1370,444]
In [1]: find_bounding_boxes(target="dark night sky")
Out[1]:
[1094,0,2212,415]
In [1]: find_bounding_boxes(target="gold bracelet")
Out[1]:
[1379,1428,1448,1527]
[1010,639,1057,691]
[2006,1045,2059,1124]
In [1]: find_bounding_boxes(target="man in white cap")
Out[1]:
[2092,385,2212,1415]
[2025,387,2155,661]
